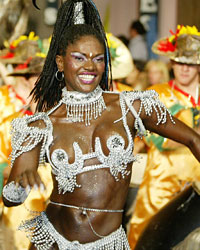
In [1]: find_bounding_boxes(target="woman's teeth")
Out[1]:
[79,74,95,81]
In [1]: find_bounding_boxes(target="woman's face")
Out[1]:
[56,35,105,93]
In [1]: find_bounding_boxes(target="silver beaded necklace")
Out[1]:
[61,86,106,126]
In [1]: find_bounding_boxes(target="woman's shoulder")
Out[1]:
[121,89,159,101]
[103,89,160,105]
[11,112,53,132]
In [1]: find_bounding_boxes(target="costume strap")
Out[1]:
[122,90,175,137]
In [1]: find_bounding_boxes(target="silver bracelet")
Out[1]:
[2,181,30,204]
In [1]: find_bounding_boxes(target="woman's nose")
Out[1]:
[83,59,95,70]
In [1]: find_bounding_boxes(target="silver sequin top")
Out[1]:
[10,90,173,194]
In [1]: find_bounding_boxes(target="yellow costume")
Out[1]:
[128,80,200,249]
[0,84,26,123]
[0,85,29,194]
[113,81,133,92]
[0,111,53,250]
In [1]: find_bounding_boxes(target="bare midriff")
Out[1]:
[47,163,132,243]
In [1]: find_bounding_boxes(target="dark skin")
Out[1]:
[3,35,200,249]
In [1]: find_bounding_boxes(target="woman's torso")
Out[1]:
[46,92,136,243]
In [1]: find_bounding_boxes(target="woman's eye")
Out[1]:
[71,53,86,62]
[74,56,84,61]
[93,56,104,63]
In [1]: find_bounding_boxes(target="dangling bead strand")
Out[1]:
[61,86,106,126]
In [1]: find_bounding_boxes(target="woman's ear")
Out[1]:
[56,55,64,71]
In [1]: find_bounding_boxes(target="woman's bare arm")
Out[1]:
[2,117,49,207]
[2,143,45,207]
[142,109,200,162]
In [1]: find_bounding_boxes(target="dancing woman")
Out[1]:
[2,1,200,249]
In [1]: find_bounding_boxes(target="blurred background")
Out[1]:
[1,0,200,61]
[25,0,200,60]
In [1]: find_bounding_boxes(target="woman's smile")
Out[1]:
[78,72,97,84]
[56,35,105,93]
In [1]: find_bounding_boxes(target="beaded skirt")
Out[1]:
[19,212,131,250]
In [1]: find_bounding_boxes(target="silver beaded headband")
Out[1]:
[73,2,85,25]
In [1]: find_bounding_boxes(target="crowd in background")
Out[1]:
[114,19,171,93]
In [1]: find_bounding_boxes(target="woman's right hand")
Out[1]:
[2,169,45,207]
[14,169,45,193]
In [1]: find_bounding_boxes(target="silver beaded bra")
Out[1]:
[47,92,135,194]
[10,89,173,194]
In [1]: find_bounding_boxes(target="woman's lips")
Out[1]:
[78,73,96,84]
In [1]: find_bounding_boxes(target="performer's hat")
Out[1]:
[152,25,200,64]
[0,32,48,65]
[106,33,134,80]
[7,56,46,76]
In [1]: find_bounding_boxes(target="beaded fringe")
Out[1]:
[65,96,106,126]
[61,86,106,126]
[10,113,53,167]
[121,90,175,137]
[19,212,130,250]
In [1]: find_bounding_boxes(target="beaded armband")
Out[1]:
[122,90,175,137]
[2,181,30,204]
[10,113,53,167]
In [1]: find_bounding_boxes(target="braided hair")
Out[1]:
[31,0,112,112]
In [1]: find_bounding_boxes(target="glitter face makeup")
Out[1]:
[56,35,105,93]
[70,52,104,65]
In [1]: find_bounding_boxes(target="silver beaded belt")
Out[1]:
[50,200,124,238]
[50,200,124,213]
[19,211,131,250]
